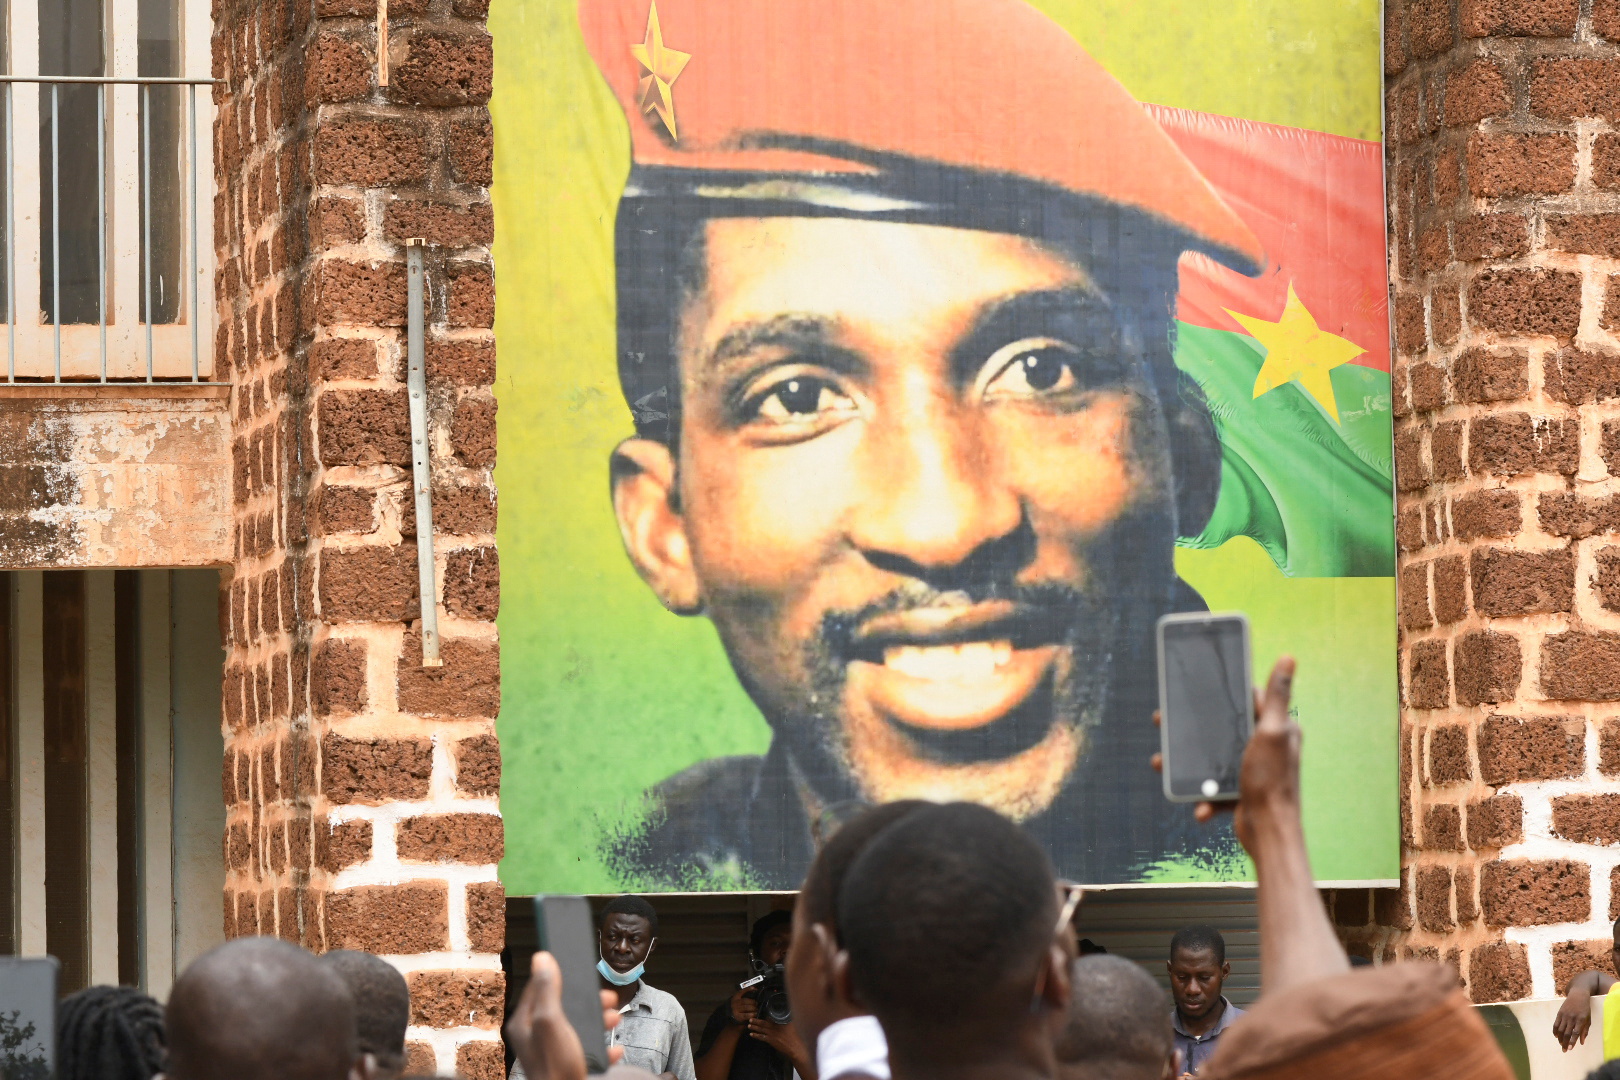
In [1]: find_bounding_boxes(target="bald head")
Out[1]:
[1057,955,1174,1080]
[166,937,358,1080]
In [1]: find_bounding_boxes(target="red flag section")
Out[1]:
[1149,105,1390,374]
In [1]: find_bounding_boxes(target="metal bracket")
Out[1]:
[405,238,441,667]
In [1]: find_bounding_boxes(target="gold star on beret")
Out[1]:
[629,1,691,141]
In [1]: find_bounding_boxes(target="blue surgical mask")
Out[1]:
[598,957,644,986]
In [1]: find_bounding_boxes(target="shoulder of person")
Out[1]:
[1202,963,1510,1080]
[637,982,686,1015]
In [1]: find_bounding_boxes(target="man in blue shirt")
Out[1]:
[1167,926,1243,1076]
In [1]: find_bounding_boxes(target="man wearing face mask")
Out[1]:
[599,896,696,1080]
[515,896,695,1080]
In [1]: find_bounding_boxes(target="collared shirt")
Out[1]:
[816,1015,890,1080]
[509,981,695,1080]
[1171,997,1244,1075]
[612,982,696,1080]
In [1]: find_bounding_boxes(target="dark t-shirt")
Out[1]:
[695,1002,794,1080]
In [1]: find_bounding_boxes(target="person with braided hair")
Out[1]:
[55,985,167,1080]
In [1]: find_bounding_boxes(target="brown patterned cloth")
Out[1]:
[1201,962,1514,1080]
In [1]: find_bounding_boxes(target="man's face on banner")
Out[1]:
[613,215,1179,821]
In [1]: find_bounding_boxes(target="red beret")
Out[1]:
[579,0,1264,269]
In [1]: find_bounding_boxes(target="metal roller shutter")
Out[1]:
[504,885,1263,1056]
[1073,887,1261,1006]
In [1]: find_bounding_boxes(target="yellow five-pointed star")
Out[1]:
[630,1,691,142]
[1227,284,1367,423]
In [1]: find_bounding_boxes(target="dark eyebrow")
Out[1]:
[705,313,846,368]
[949,286,1125,383]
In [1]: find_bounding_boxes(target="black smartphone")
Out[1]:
[1157,612,1253,802]
[0,956,58,1079]
[533,895,609,1074]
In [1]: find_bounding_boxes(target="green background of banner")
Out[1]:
[490,0,1395,892]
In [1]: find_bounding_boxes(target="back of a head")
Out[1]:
[838,802,1057,1032]
[1058,955,1173,1080]
[800,800,932,930]
[56,986,166,1080]
[320,950,409,1070]
[166,937,357,1080]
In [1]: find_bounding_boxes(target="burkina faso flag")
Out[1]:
[1152,106,1392,579]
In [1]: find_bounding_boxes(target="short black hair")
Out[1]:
[1169,925,1226,965]
[1058,954,1172,1069]
[750,910,794,957]
[800,800,932,931]
[56,986,167,1080]
[601,894,659,936]
[838,802,1057,1029]
[320,950,409,1069]
[1587,1062,1620,1080]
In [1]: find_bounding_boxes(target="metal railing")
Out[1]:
[0,75,221,385]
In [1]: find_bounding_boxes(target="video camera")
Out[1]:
[739,964,791,1024]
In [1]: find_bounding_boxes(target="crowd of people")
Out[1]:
[33,659,1605,1080]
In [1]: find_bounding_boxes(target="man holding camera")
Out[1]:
[695,911,815,1080]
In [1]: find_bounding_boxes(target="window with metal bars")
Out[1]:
[4,0,217,383]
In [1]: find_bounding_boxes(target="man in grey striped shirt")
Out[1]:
[513,896,694,1080]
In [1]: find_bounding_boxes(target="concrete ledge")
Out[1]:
[0,382,231,401]
[0,389,233,568]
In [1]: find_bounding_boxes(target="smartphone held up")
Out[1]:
[534,895,610,1074]
[1156,612,1254,803]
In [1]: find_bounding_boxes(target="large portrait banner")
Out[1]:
[492,0,1396,891]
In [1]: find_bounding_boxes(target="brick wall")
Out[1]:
[1333,0,1620,1001]
[212,0,503,1071]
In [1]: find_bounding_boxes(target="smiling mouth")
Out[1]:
[843,600,1068,736]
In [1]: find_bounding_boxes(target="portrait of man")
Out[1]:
[576,0,1276,887]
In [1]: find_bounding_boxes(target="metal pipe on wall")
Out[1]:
[405,238,442,667]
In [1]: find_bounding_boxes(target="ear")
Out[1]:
[611,437,702,615]
[1037,944,1071,1013]
[831,947,860,1009]
[1221,961,1231,980]
[647,936,658,959]
[808,922,839,1000]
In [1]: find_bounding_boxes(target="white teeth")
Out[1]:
[882,640,1013,680]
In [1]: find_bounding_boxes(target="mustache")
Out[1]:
[817,580,1098,664]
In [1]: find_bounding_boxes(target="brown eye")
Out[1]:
[978,338,1083,400]
[776,378,824,414]
[1015,351,1067,391]
[748,374,858,425]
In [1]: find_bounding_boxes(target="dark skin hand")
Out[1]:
[505,952,633,1080]
[696,924,816,1080]
[1554,955,1618,1051]
[1154,657,1349,998]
